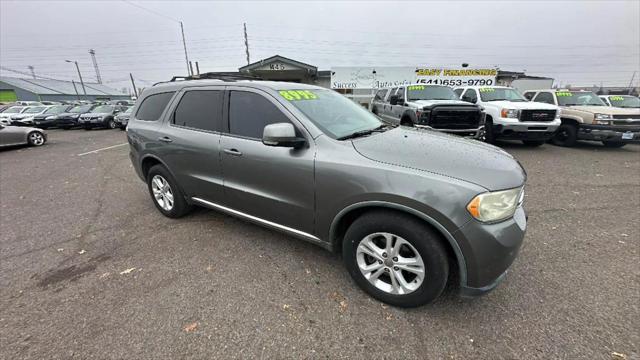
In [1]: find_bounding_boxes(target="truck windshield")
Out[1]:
[407,85,459,101]
[608,95,640,108]
[280,89,383,140]
[557,92,605,106]
[479,88,527,102]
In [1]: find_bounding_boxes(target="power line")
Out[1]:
[120,0,178,23]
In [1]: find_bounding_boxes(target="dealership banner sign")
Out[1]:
[331,67,497,89]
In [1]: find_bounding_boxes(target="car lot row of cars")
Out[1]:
[369,85,640,148]
[0,101,133,130]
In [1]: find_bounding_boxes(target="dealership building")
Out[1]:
[234,55,559,106]
[0,76,130,102]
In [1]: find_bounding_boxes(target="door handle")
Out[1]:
[223,148,242,156]
[158,136,173,143]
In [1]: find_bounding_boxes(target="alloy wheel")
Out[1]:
[29,132,45,146]
[151,175,174,211]
[355,232,425,295]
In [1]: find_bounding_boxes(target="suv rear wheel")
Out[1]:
[342,210,449,307]
[147,164,191,218]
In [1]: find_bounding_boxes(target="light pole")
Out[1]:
[66,60,87,98]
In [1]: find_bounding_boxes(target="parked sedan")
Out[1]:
[53,104,98,129]
[113,106,132,130]
[32,105,75,129]
[0,124,47,148]
[10,106,49,126]
[0,106,27,125]
[78,105,126,129]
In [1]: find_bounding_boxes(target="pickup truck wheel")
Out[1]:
[602,141,626,148]
[522,140,545,147]
[484,122,495,143]
[342,210,448,307]
[147,165,192,218]
[551,123,578,147]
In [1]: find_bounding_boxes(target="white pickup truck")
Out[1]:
[455,86,560,146]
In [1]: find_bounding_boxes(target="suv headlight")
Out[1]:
[500,109,520,119]
[467,187,523,223]
[594,113,613,124]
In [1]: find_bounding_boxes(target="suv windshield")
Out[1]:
[407,85,458,101]
[24,106,46,113]
[608,95,640,108]
[280,89,383,139]
[479,88,527,102]
[69,105,94,113]
[92,105,115,113]
[557,91,605,106]
[44,105,70,114]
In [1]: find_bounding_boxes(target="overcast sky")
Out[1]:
[1,0,638,92]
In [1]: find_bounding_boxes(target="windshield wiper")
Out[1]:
[337,124,391,141]
[487,98,509,101]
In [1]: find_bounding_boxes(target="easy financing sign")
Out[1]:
[331,67,498,89]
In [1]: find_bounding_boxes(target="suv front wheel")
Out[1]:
[147,164,192,218]
[342,210,449,307]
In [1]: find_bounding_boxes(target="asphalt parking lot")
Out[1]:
[1,129,638,359]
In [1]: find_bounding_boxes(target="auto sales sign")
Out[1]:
[331,67,498,89]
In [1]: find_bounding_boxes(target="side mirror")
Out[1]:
[262,123,306,148]
[389,95,398,105]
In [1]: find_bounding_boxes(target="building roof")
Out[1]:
[239,55,317,73]
[0,76,127,96]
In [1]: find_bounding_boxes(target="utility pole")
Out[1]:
[130,73,138,98]
[89,49,102,84]
[27,65,36,79]
[71,80,80,100]
[195,61,200,75]
[66,60,87,97]
[189,61,194,77]
[180,21,191,76]
[243,22,251,65]
[627,71,637,95]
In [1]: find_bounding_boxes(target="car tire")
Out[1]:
[342,210,449,308]
[27,131,46,146]
[108,119,117,129]
[551,123,578,147]
[484,122,495,144]
[522,140,545,147]
[147,164,192,218]
[602,141,626,148]
[119,126,126,131]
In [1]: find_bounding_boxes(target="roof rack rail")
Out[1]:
[152,72,262,86]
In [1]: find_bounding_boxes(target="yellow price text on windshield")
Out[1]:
[279,90,318,101]
[408,85,425,90]
[610,96,624,101]
[479,88,495,92]
[556,92,573,97]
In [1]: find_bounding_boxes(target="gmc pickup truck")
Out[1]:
[455,86,560,146]
[370,84,485,138]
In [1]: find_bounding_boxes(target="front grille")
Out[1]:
[612,114,640,120]
[427,107,481,130]
[519,109,556,122]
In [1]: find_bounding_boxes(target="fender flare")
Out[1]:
[400,110,417,125]
[329,200,468,287]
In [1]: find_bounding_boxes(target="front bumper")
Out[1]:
[416,124,485,139]
[493,118,560,140]
[79,118,107,127]
[578,124,640,142]
[453,206,527,296]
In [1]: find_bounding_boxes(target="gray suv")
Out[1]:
[127,79,527,307]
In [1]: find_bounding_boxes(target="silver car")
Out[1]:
[0,124,47,147]
[127,79,527,307]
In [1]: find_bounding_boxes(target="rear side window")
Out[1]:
[173,90,223,132]
[534,92,555,104]
[229,91,292,139]
[454,88,463,96]
[523,92,535,100]
[135,92,174,121]
[374,89,388,101]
